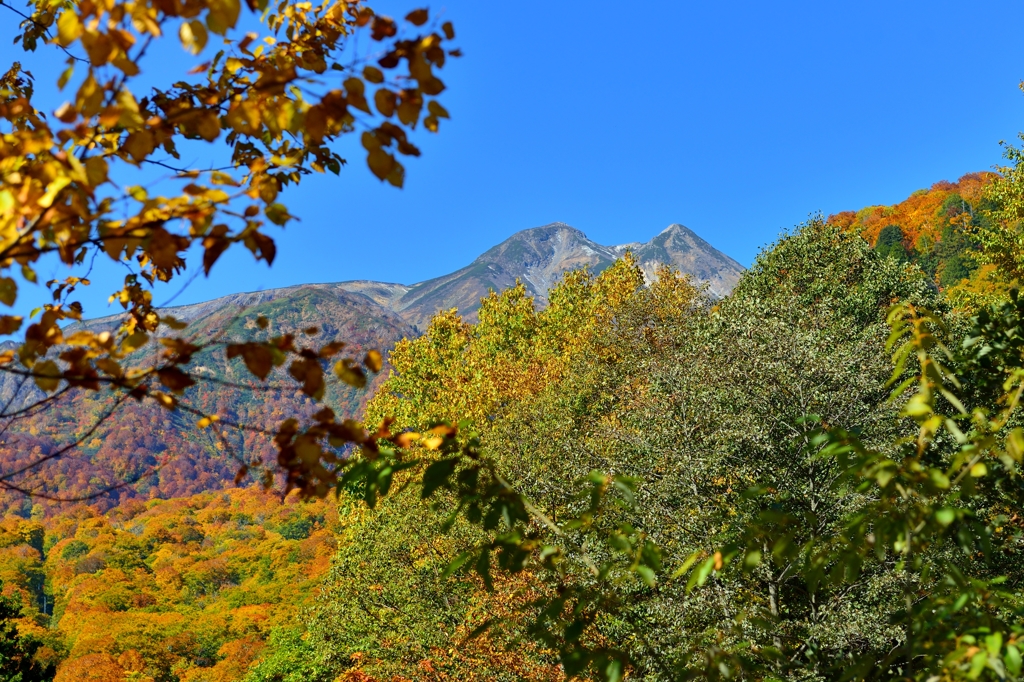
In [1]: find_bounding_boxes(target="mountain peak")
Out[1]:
[537,221,575,230]
[499,221,589,243]
[371,221,743,328]
[631,224,742,297]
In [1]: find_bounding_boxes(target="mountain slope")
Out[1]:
[629,224,743,298]
[333,221,743,330]
[0,221,740,513]
[111,221,740,334]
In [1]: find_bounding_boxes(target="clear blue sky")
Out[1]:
[4,0,1024,316]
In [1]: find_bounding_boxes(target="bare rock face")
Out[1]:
[332,222,743,330]
[623,223,743,299]
[46,221,742,342]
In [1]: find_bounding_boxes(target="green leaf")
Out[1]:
[929,468,951,490]
[605,658,623,682]
[635,565,656,588]
[641,541,662,572]
[986,632,1003,657]
[264,203,293,226]
[1005,645,1022,677]
[934,507,956,527]
[0,277,17,307]
[672,550,702,580]
[441,551,472,579]
[686,556,715,593]
[968,650,987,679]
[421,458,458,498]
[377,466,394,497]
[475,549,492,591]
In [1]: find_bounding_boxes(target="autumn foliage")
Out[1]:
[0,0,459,503]
[0,488,340,680]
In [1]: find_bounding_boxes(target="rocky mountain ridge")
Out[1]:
[145,222,742,333]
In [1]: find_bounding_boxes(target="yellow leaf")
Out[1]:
[111,53,139,76]
[206,0,241,35]
[54,102,77,123]
[158,367,195,393]
[56,11,83,45]
[428,100,450,119]
[152,391,177,409]
[1008,428,1024,463]
[195,110,221,142]
[227,342,276,380]
[197,415,219,428]
[0,278,17,307]
[305,105,326,143]
[116,89,144,129]
[122,331,150,353]
[289,357,325,399]
[406,8,429,25]
[76,72,104,116]
[33,360,61,393]
[385,161,404,188]
[161,315,188,330]
[85,156,108,186]
[38,177,71,208]
[210,171,239,186]
[0,316,22,335]
[65,330,96,346]
[81,30,114,66]
[95,358,122,377]
[226,100,261,134]
[334,359,366,388]
[122,130,155,163]
[364,349,383,373]
[396,92,422,126]
[367,148,394,180]
[374,89,396,117]
[179,20,208,54]
[395,432,420,448]
[57,63,74,91]
[345,77,371,114]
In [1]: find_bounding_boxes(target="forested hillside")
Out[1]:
[0,222,737,517]
[8,0,1023,674]
[0,290,409,517]
[828,172,1015,305]
[1,173,1022,681]
[0,489,340,681]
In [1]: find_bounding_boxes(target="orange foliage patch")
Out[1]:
[827,172,999,248]
[1,487,342,680]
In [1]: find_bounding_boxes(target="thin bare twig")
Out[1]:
[0,0,89,64]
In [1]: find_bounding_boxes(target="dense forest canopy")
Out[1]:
[0,163,1022,679]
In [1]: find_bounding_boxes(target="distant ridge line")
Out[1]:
[81,222,744,333]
